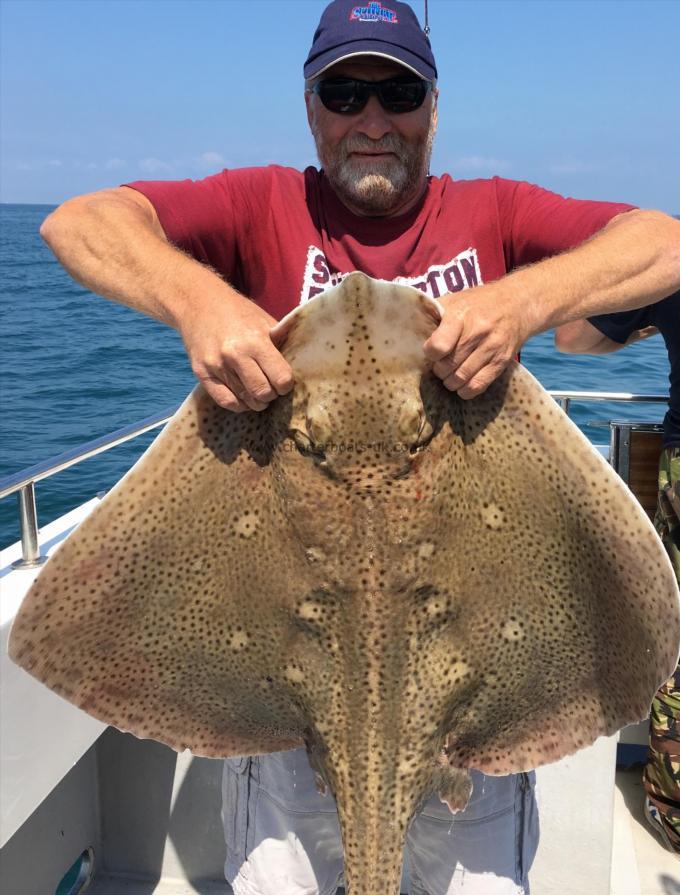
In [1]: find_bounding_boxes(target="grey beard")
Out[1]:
[313,123,435,216]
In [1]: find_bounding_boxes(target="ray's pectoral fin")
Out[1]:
[426,362,680,778]
[8,386,310,758]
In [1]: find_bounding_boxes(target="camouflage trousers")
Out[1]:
[644,445,680,852]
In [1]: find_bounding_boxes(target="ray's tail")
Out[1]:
[335,765,411,895]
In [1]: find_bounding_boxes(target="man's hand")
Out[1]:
[423,286,529,399]
[179,292,294,412]
[425,210,680,397]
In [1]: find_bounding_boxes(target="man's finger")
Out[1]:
[446,358,510,400]
[455,376,493,400]
[423,315,464,362]
[202,378,252,413]
[439,347,491,393]
[432,356,455,380]
[256,341,295,396]
[221,368,269,411]
[229,343,294,403]
[230,355,279,404]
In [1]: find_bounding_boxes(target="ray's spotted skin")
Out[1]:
[9,274,680,895]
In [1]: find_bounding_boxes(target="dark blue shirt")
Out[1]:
[589,291,680,447]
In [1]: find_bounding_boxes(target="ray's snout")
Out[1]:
[280,274,441,483]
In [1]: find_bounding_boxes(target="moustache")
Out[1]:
[340,135,405,158]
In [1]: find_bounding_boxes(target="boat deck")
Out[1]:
[82,771,677,895]
[611,767,678,895]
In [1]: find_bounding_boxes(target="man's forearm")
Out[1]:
[555,320,660,355]
[41,187,293,413]
[503,209,680,338]
[40,187,243,329]
[427,208,680,398]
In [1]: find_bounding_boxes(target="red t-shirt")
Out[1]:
[125,165,634,321]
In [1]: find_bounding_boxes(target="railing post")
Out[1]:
[610,424,632,484]
[556,396,571,416]
[11,483,47,569]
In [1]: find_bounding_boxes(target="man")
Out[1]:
[556,300,680,859]
[39,1,680,892]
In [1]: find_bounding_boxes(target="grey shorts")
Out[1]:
[221,748,538,895]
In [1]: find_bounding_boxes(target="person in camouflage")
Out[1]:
[556,298,680,855]
[646,446,680,852]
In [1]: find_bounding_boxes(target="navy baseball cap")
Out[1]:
[304,1,437,82]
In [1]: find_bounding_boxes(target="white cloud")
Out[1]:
[104,157,126,170]
[453,156,509,173]
[86,162,98,170]
[139,157,174,174]
[47,159,63,167]
[196,150,226,170]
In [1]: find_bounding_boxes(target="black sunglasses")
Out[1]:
[310,76,431,115]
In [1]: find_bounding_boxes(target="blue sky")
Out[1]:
[1,0,678,209]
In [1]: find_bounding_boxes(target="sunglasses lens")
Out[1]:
[317,79,369,114]
[380,79,428,113]
[315,78,429,115]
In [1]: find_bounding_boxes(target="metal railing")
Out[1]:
[0,391,669,569]
[0,405,179,569]
[548,391,669,417]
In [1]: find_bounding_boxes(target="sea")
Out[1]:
[0,203,672,549]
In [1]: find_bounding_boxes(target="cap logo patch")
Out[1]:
[350,3,399,24]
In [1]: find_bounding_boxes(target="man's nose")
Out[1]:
[354,94,393,141]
